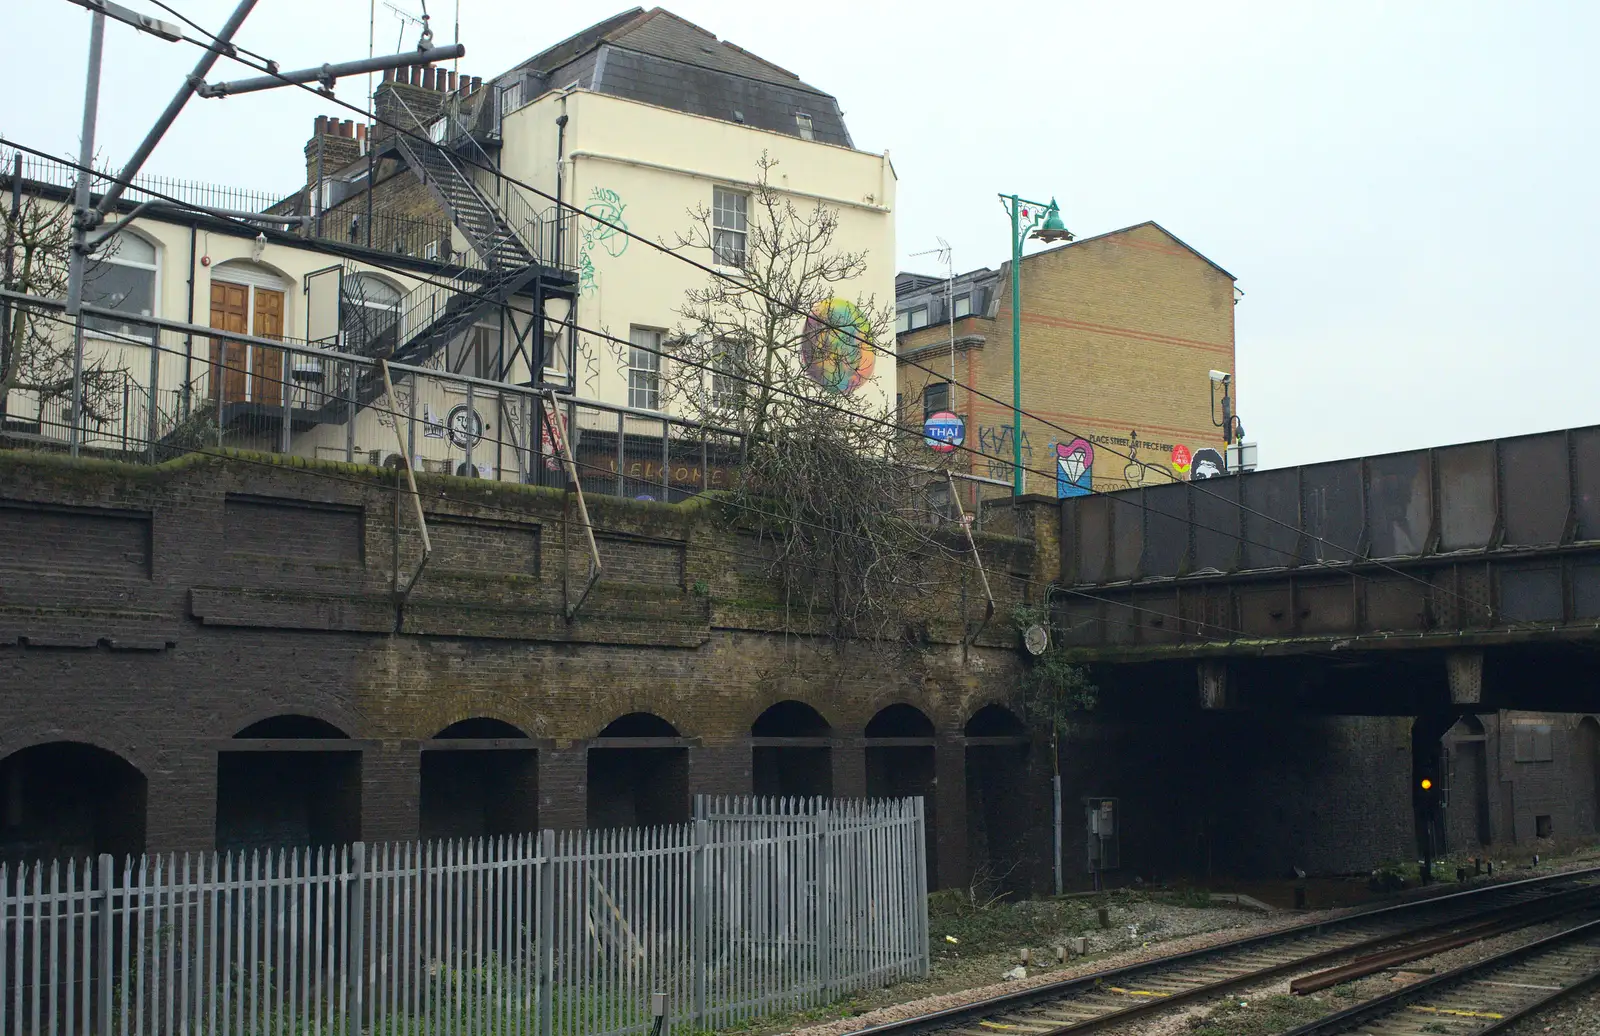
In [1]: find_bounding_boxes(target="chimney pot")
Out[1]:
[448,71,458,91]
[382,67,392,82]
[406,66,418,86]
[471,76,483,92]
[314,115,326,136]
[343,119,354,137]
[355,123,367,142]
[427,67,439,90]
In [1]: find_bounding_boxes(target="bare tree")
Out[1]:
[667,154,958,640]
[1,195,129,427]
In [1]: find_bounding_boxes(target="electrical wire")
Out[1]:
[115,5,1507,625]
[1,130,1492,637]
[0,135,1316,584]
[13,301,1258,646]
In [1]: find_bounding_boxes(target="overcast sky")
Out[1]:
[11,1,1597,469]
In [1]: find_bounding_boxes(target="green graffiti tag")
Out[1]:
[577,187,628,294]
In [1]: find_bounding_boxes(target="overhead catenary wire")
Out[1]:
[0,132,1491,632]
[111,6,1505,625]
[13,301,1252,645]
[0,138,1317,581]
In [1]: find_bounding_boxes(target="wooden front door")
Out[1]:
[250,288,285,407]
[209,282,250,404]
[210,283,287,406]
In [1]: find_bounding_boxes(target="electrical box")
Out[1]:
[1085,797,1120,872]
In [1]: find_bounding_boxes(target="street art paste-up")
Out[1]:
[801,297,875,394]
[577,187,628,295]
[1171,444,1192,477]
[446,404,485,450]
[1190,447,1227,480]
[1122,431,1148,488]
[1055,438,1094,498]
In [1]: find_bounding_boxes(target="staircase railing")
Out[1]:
[389,89,571,270]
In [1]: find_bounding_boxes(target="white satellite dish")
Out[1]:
[1023,624,1050,656]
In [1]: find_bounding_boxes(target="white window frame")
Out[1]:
[498,81,523,117]
[628,327,663,411]
[447,322,501,382]
[712,186,748,268]
[710,338,748,408]
[339,272,403,362]
[953,294,972,318]
[429,117,449,143]
[84,229,159,343]
[794,112,815,141]
[895,306,929,335]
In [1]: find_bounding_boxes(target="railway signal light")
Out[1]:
[1419,777,1433,792]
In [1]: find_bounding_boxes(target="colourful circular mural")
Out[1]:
[801,297,875,395]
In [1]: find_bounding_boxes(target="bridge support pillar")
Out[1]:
[1198,660,1236,709]
[1447,650,1484,705]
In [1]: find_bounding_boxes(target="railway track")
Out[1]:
[863,868,1600,1036]
[1279,914,1600,1035]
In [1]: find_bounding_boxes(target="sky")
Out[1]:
[10,0,1598,469]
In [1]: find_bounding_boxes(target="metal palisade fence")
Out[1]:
[0,796,927,1036]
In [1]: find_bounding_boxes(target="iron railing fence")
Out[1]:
[0,147,283,216]
[0,797,927,1036]
[0,300,994,531]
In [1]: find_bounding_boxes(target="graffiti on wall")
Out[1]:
[801,298,875,394]
[976,425,1033,484]
[1054,438,1094,498]
[577,187,629,295]
[1190,448,1227,480]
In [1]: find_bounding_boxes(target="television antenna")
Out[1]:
[909,237,959,435]
[382,1,427,51]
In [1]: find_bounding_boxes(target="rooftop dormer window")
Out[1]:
[795,113,814,140]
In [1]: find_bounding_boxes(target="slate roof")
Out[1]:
[498,8,853,146]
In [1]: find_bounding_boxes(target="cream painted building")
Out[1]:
[3,8,896,488]
[309,6,898,423]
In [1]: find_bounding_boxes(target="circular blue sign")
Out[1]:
[923,411,964,452]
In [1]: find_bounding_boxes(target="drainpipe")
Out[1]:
[556,88,576,387]
[183,222,197,417]
[555,112,569,256]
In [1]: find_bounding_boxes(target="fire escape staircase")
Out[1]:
[304,100,574,425]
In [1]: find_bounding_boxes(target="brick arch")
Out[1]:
[396,700,543,742]
[960,695,1028,731]
[219,702,367,741]
[743,691,838,734]
[430,716,531,739]
[580,692,695,740]
[964,702,1028,737]
[0,723,154,777]
[863,701,936,738]
[854,691,941,736]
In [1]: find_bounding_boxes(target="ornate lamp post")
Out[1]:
[998,195,1072,495]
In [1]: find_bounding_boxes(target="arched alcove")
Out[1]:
[219,714,359,852]
[0,743,147,862]
[751,701,832,799]
[423,718,537,841]
[964,704,1032,897]
[589,713,686,829]
[865,704,937,884]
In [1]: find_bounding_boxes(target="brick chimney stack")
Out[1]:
[303,116,364,192]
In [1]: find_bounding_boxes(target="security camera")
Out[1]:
[1208,370,1230,383]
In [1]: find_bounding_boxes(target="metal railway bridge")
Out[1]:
[1052,423,1600,715]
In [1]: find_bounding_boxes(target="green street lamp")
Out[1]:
[999,194,1073,495]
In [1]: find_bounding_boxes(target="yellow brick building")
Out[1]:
[895,222,1237,506]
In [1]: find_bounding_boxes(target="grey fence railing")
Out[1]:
[0,797,928,1036]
